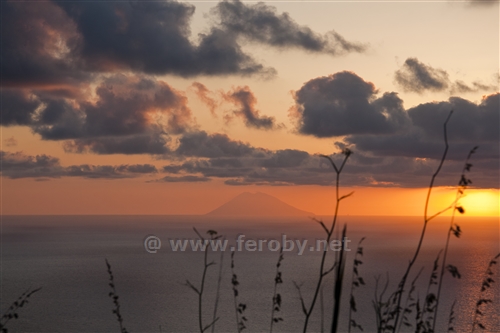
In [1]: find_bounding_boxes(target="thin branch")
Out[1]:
[433,146,477,332]
[193,227,205,240]
[339,191,355,201]
[211,245,225,333]
[293,281,308,316]
[320,154,339,173]
[302,151,352,332]
[311,217,329,235]
[203,317,219,332]
[391,110,453,332]
[185,280,201,295]
[322,261,338,277]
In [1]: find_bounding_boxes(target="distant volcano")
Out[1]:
[206,192,313,217]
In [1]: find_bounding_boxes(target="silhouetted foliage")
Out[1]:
[270,247,284,333]
[231,251,247,332]
[0,287,41,333]
[472,253,500,332]
[105,259,128,333]
[348,237,366,333]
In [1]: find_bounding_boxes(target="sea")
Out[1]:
[1,215,499,332]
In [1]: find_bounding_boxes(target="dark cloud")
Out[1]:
[155,90,498,188]
[407,94,499,143]
[47,0,272,78]
[152,175,211,183]
[4,75,192,138]
[0,90,41,126]
[0,151,157,179]
[394,58,449,93]
[1,151,61,174]
[2,0,368,90]
[291,71,410,137]
[287,70,498,186]
[172,131,264,158]
[468,0,498,6]
[64,130,171,155]
[450,80,497,94]
[1,1,90,91]
[2,75,191,155]
[394,58,497,94]
[259,149,310,168]
[340,94,499,187]
[160,145,497,188]
[35,75,192,140]
[64,164,157,179]
[212,0,367,55]
[0,0,272,92]
[222,86,279,130]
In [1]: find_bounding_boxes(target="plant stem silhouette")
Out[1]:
[446,300,456,332]
[270,247,284,333]
[391,111,454,332]
[105,259,128,333]
[211,240,225,333]
[471,253,500,332]
[0,287,41,333]
[300,148,352,333]
[231,251,247,332]
[331,225,348,333]
[348,237,366,333]
[185,228,220,333]
[432,146,477,332]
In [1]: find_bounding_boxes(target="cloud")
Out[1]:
[152,175,211,183]
[468,0,499,6]
[2,0,369,91]
[64,164,157,179]
[191,82,218,117]
[172,130,264,158]
[287,69,498,186]
[1,1,90,91]
[2,75,192,155]
[290,71,410,137]
[212,0,367,55]
[1,90,45,126]
[4,75,193,137]
[394,58,449,93]
[1,0,274,91]
[160,143,497,188]
[450,80,498,94]
[55,0,274,78]
[154,89,498,188]
[63,129,171,155]
[4,137,18,147]
[394,58,497,94]
[0,151,158,179]
[222,86,279,130]
[407,94,499,144]
[340,93,499,187]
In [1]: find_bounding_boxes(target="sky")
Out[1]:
[1,0,499,216]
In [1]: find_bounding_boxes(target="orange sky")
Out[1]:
[1,1,498,217]
[2,176,498,216]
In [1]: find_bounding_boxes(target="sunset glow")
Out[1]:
[1,0,498,216]
[1,2,499,332]
[459,190,500,217]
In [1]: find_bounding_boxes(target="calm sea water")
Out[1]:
[1,215,499,332]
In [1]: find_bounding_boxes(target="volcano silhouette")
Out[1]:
[206,192,313,217]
